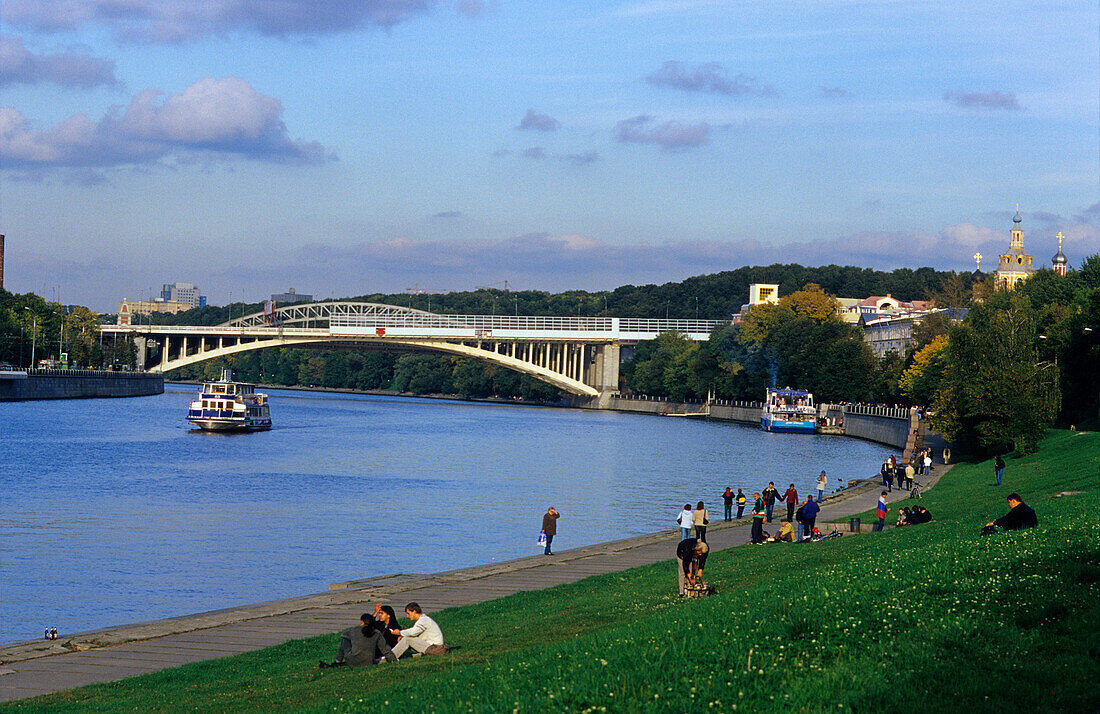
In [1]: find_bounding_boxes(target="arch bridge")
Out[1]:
[101,302,725,405]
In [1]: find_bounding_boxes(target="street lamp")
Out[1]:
[23,308,36,369]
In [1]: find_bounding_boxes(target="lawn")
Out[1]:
[6,430,1099,713]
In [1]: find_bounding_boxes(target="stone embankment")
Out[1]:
[0,369,164,401]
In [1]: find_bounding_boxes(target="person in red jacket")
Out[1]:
[782,483,799,522]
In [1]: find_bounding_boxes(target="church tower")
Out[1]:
[996,206,1035,290]
[1052,231,1068,276]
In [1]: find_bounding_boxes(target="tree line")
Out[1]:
[619,257,1100,456]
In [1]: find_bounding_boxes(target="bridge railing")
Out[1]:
[330,314,727,335]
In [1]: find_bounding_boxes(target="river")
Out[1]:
[0,385,888,645]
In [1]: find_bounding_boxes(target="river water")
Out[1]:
[0,385,887,645]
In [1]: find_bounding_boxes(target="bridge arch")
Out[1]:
[147,333,600,397]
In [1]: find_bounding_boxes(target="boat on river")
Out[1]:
[186,370,271,431]
[761,387,816,433]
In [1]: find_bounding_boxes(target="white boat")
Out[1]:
[761,387,816,433]
[187,370,272,431]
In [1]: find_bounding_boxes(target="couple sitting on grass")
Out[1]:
[319,602,449,669]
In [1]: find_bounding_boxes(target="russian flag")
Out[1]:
[876,496,887,520]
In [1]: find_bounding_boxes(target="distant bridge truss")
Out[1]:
[102,302,726,401]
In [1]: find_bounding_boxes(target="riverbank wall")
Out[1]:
[600,396,921,452]
[0,369,164,401]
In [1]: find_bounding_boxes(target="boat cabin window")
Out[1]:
[213,385,226,394]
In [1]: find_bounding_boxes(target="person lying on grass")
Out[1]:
[319,614,398,668]
[388,602,449,657]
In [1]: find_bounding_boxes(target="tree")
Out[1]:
[931,292,1059,455]
[899,334,949,406]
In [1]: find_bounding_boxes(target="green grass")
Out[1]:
[7,430,1100,713]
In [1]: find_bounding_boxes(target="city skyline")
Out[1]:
[1,0,1097,312]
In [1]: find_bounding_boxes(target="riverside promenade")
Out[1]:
[0,467,947,703]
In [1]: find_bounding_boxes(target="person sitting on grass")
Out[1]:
[896,507,910,527]
[389,603,449,657]
[776,519,795,542]
[982,493,1037,534]
[909,506,932,525]
[675,537,709,595]
[372,604,402,660]
[319,613,397,668]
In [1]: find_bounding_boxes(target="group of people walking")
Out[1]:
[880,450,932,493]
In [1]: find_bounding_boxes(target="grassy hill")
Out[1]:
[7,430,1098,713]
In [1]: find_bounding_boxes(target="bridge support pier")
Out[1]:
[590,343,621,409]
[134,336,147,371]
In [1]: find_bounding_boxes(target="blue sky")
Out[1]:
[1,0,1097,311]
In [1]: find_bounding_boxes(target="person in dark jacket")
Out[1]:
[675,537,709,595]
[320,614,397,668]
[735,489,747,519]
[373,604,402,651]
[762,482,780,522]
[722,487,734,521]
[994,455,1006,487]
[986,493,1037,531]
[542,506,559,555]
[801,496,820,539]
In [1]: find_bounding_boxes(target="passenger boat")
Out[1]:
[186,370,272,431]
[760,387,816,433]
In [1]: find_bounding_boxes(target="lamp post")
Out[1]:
[23,308,36,369]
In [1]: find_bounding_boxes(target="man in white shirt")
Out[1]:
[389,602,447,658]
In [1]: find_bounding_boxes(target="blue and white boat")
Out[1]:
[761,387,816,433]
[187,370,272,431]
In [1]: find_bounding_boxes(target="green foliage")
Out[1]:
[0,289,106,368]
[932,292,1059,455]
[899,334,949,406]
[11,431,1098,714]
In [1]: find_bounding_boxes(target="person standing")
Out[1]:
[801,496,819,539]
[904,461,915,491]
[692,501,709,542]
[923,450,933,475]
[541,507,560,555]
[735,489,747,519]
[721,487,734,522]
[816,471,827,503]
[677,504,693,540]
[994,454,1006,487]
[873,491,889,531]
[783,483,799,522]
[750,493,766,544]
[762,482,780,523]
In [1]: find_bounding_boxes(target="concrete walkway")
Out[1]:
[0,466,948,703]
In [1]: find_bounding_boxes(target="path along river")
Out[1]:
[0,385,888,645]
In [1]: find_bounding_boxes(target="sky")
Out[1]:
[1,0,1098,312]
